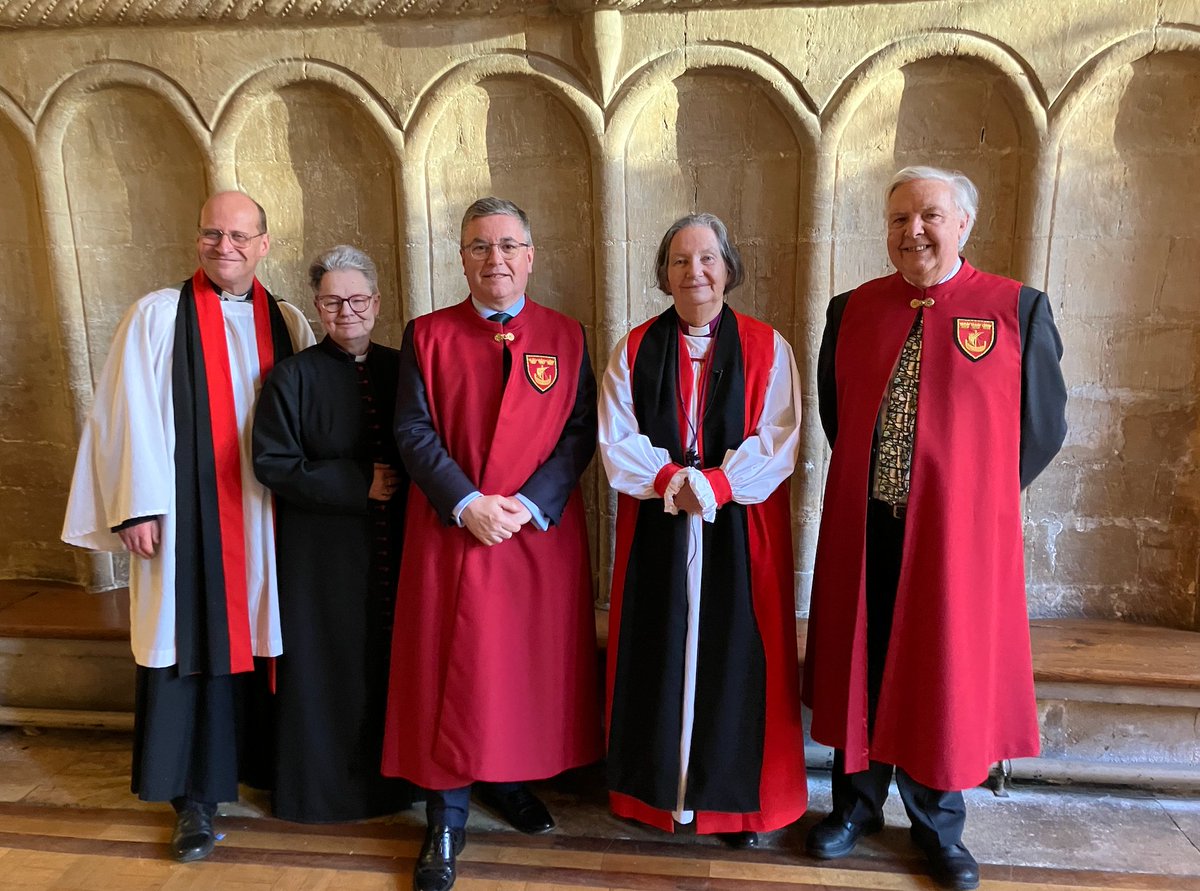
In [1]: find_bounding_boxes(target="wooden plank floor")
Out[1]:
[0,799,1196,891]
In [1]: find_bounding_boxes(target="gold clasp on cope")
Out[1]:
[910,297,935,309]
[494,332,515,343]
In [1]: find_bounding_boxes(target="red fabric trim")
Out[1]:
[653,463,683,497]
[606,310,806,834]
[191,270,275,674]
[251,279,277,379]
[702,468,732,506]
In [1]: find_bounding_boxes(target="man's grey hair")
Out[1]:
[884,166,979,249]
[308,244,379,294]
[654,212,746,296]
[460,197,532,244]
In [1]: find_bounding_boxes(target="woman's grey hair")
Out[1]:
[308,244,379,294]
[654,212,745,295]
[884,165,979,249]
[460,196,532,243]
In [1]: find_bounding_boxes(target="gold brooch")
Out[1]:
[910,297,935,308]
[494,332,515,342]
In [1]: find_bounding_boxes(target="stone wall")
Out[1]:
[0,0,1197,628]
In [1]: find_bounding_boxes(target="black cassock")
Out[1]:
[253,336,412,823]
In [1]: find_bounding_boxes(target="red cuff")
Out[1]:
[653,463,684,497]
[702,468,733,507]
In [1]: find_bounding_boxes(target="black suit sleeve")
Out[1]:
[1017,286,1068,488]
[393,320,478,525]
[252,359,374,513]
[816,291,854,448]
[517,329,598,526]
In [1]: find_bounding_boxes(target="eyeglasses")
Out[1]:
[198,228,265,247]
[315,294,375,314]
[461,240,531,260]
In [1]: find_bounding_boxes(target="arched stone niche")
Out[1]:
[623,69,802,333]
[232,82,400,343]
[61,85,207,378]
[0,117,76,578]
[831,56,1030,294]
[422,73,602,585]
[422,75,595,327]
[1038,50,1200,628]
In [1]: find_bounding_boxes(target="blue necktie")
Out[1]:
[488,312,513,380]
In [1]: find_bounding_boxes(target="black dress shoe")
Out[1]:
[475,784,555,834]
[413,825,466,891]
[170,805,215,862]
[919,841,980,890]
[716,831,759,849]
[805,812,884,859]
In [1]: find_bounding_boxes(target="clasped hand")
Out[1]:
[369,463,401,502]
[461,494,532,546]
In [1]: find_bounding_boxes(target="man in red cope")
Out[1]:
[382,197,601,891]
[62,191,315,861]
[803,166,1067,890]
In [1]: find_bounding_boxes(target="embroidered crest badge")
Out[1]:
[524,353,558,393]
[954,318,996,361]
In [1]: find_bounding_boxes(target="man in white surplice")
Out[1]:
[62,191,314,861]
[598,213,807,846]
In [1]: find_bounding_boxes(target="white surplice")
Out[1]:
[598,324,802,823]
[62,285,315,668]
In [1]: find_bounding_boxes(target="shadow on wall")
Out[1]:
[237,83,400,346]
[0,117,76,579]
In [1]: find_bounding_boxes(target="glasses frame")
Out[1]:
[197,227,266,248]
[314,293,377,316]
[461,240,532,261]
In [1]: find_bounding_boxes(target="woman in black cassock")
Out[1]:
[252,244,412,822]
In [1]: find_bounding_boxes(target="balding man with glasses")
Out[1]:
[381,197,601,891]
[63,191,315,862]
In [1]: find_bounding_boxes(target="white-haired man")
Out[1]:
[802,166,1067,889]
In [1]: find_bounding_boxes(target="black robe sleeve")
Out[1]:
[816,290,854,448]
[1017,286,1068,488]
[252,357,374,513]
[393,319,478,525]
[517,331,598,526]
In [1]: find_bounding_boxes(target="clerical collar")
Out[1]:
[218,289,251,302]
[678,314,721,338]
[471,294,526,319]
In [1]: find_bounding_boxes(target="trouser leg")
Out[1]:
[826,500,906,821]
[830,749,893,822]
[896,769,966,849]
[426,786,471,830]
[864,500,968,846]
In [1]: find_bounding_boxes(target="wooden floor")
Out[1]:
[1,798,1197,891]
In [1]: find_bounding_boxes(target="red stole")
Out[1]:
[606,308,806,833]
[804,261,1037,791]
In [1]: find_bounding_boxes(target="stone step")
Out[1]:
[0,581,133,729]
[2,582,1198,788]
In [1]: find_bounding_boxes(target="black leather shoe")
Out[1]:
[170,805,215,862]
[805,812,884,859]
[920,842,980,890]
[413,825,465,891]
[716,831,759,849]
[475,784,555,834]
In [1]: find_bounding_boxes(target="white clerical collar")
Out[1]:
[678,314,721,338]
[219,289,251,302]
[471,294,526,319]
